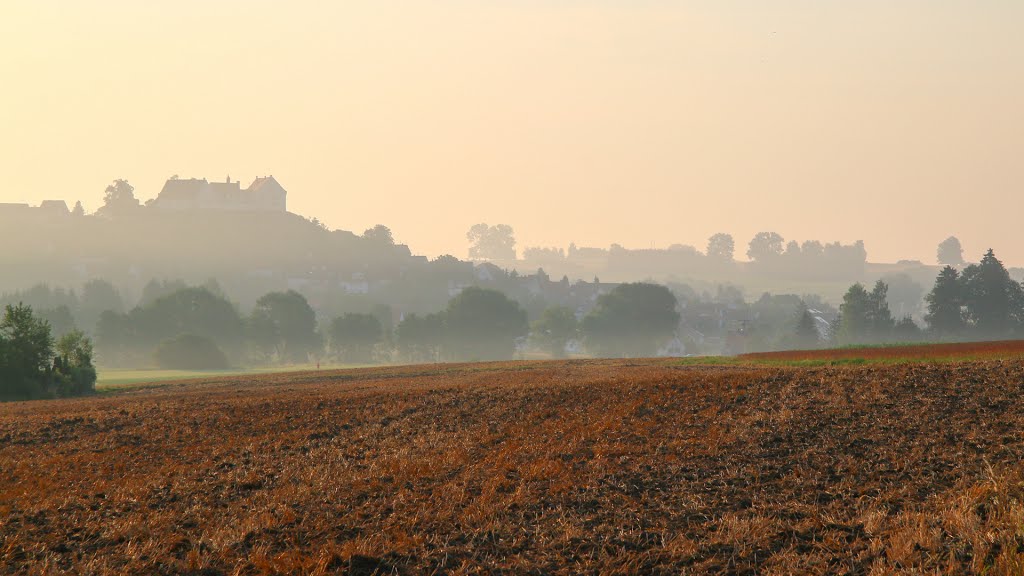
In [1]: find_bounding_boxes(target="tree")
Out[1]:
[52,330,97,396]
[395,313,444,363]
[801,240,824,258]
[925,266,965,338]
[880,273,924,319]
[362,225,394,245]
[80,278,124,331]
[71,201,85,217]
[138,287,244,355]
[793,302,820,349]
[154,334,229,370]
[746,232,784,262]
[0,304,54,399]
[581,283,680,358]
[893,316,923,342]
[960,249,1024,337]
[531,307,578,358]
[443,287,528,361]
[867,280,895,341]
[95,179,140,218]
[140,279,188,308]
[467,223,516,261]
[837,283,872,345]
[250,291,321,363]
[328,313,383,363]
[937,236,965,266]
[706,233,735,262]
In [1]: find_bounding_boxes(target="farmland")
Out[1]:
[741,339,1024,364]
[4,358,1024,574]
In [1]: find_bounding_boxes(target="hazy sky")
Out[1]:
[3,1,1022,264]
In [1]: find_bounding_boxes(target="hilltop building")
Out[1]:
[149,175,286,213]
[39,200,70,216]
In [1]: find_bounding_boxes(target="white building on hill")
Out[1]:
[150,175,286,212]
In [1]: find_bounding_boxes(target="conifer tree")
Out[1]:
[925,266,965,338]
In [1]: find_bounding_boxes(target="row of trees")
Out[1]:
[97,288,323,368]
[95,281,684,368]
[925,249,1024,339]
[834,281,921,345]
[832,249,1024,345]
[371,283,681,363]
[0,304,97,400]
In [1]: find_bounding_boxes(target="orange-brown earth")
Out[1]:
[3,359,1024,574]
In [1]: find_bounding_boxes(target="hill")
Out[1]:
[3,359,1024,573]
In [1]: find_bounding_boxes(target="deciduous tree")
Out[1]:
[582,283,679,357]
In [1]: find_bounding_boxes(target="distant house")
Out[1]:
[150,175,286,212]
[38,200,70,216]
[0,203,30,214]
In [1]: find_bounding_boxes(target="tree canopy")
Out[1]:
[706,233,735,262]
[329,313,384,363]
[444,287,528,361]
[467,223,516,261]
[746,232,785,262]
[937,236,965,266]
[924,266,965,338]
[581,283,680,357]
[95,179,141,218]
[531,306,578,358]
[1,304,96,400]
[250,290,321,363]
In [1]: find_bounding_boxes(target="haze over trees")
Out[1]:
[328,313,384,364]
[443,287,528,361]
[830,249,1024,345]
[249,291,321,364]
[791,302,821,350]
[746,232,785,262]
[836,281,899,345]
[154,334,229,370]
[937,236,965,266]
[95,179,141,219]
[467,223,516,261]
[706,233,735,263]
[394,313,444,363]
[581,283,680,358]
[530,307,579,358]
[7,180,1024,367]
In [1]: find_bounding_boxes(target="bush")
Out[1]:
[154,334,229,370]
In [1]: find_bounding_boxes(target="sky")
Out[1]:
[2,1,1022,264]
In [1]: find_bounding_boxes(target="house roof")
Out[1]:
[39,200,69,212]
[248,176,277,192]
[158,178,206,200]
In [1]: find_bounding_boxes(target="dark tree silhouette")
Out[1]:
[925,266,965,337]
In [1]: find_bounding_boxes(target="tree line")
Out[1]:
[832,249,1022,345]
[89,282,684,369]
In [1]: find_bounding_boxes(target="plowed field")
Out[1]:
[741,339,1024,363]
[3,359,1024,574]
